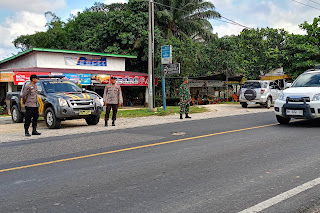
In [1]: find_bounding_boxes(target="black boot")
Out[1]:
[180,114,183,119]
[105,120,108,127]
[25,129,31,137]
[112,120,115,126]
[32,128,41,135]
[185,113,191,118]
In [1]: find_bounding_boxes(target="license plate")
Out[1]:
[286,109,303,116]
[247,102,255,105]
[79,110,91,115]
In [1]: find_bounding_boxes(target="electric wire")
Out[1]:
[152,1,251,29]
[291,0,320,10]
[307,0,320,6]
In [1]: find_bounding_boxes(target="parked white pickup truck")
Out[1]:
[274,68,320,124]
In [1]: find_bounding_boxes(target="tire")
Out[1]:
[11,105,24,123]
[241,102,248,108]
[244,89,257,101]
[85,115,100,125]
[45,107,61,129]
[265,97,272,109]
[276,115,290,124]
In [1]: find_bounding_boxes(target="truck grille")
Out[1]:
[69,100,94,107]
[287,97,310,102]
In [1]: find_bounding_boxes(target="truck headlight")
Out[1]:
[59,98,68,107]
[312,94,320,101]
[277,93,286,101]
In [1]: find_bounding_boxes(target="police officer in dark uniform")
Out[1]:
[22,74,41,136]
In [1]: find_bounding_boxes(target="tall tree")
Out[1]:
[155,0,220,41]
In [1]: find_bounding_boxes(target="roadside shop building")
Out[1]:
[0,48,155,106]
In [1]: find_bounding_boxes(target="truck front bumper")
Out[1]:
[55,105,103,119]
[274,99,320,119]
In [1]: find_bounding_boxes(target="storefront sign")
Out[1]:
[64,56,107,66]
[188,80,225,88]
[63,73,91,85]
[0,72,14,82]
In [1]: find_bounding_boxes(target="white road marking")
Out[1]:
[239,177,320,213]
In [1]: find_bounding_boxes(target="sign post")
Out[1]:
[161,45,172,111]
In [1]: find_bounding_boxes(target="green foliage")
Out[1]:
[155,0,220,41]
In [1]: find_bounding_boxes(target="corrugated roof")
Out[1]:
[0,48,137,65]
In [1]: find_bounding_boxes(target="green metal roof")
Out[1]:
[0,48,137,65]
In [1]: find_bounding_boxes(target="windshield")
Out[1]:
[243,82,261,89]
[292,72,320,87]
[42,80,82,93]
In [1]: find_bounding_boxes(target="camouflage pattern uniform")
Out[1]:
[179,83,191,114]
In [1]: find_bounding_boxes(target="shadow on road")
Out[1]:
[283,119,320,128]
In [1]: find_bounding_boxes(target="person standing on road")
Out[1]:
[179,77,192,119]
[22,74,41,137]
[103,76,123,127]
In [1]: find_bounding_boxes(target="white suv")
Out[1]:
[274,69,320,124]
[239,80,283,109]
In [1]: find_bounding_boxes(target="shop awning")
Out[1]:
[0,67,148,76]
[0,67,157,86]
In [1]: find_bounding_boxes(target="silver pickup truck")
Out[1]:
[7,76,103,129]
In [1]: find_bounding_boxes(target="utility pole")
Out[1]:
[148,0,155,111]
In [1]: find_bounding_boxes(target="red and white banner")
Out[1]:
[111,75,158,86]
[13,72,51,85]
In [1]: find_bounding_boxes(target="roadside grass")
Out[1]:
[100,106,208,118]
[0,114,10,117]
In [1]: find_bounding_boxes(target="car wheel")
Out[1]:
[241,102,248,108]
[85,115,100,125]
[11,105,24,123]
[276,115,290,124]
[266,97,272,109]
[45,107,61,129]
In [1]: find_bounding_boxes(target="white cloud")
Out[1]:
[0,0,66,13]
[71,9,82,16]
[103,0,128,5]
[210,0,316,37]
[213,24,244,37]
[0,11,47,59]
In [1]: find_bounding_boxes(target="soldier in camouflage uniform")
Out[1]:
[179,77,192,119]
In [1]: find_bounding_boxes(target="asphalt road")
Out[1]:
[0,112,320,213]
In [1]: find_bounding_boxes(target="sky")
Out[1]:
[0,0,319,60]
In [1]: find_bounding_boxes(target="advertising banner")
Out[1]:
[91,74,111,84]
[111,75,158,86]
[63,73,92,85]
[0,72,14,82]
[13,72,51,85]
[64,56,107,66]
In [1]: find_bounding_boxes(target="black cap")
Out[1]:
[30,74,39,81]
[111,76,117,79]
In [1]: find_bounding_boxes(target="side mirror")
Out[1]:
[82,88,86,92]
[285,83,292,88]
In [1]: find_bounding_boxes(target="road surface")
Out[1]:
[0,112,320,213]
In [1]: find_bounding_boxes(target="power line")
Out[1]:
[307,0,320,6]
[152,1,251,29]
[291,0,320,10]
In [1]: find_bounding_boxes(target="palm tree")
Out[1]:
[155,0,220,41]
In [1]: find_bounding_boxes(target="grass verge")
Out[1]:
[101,106,208,118]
